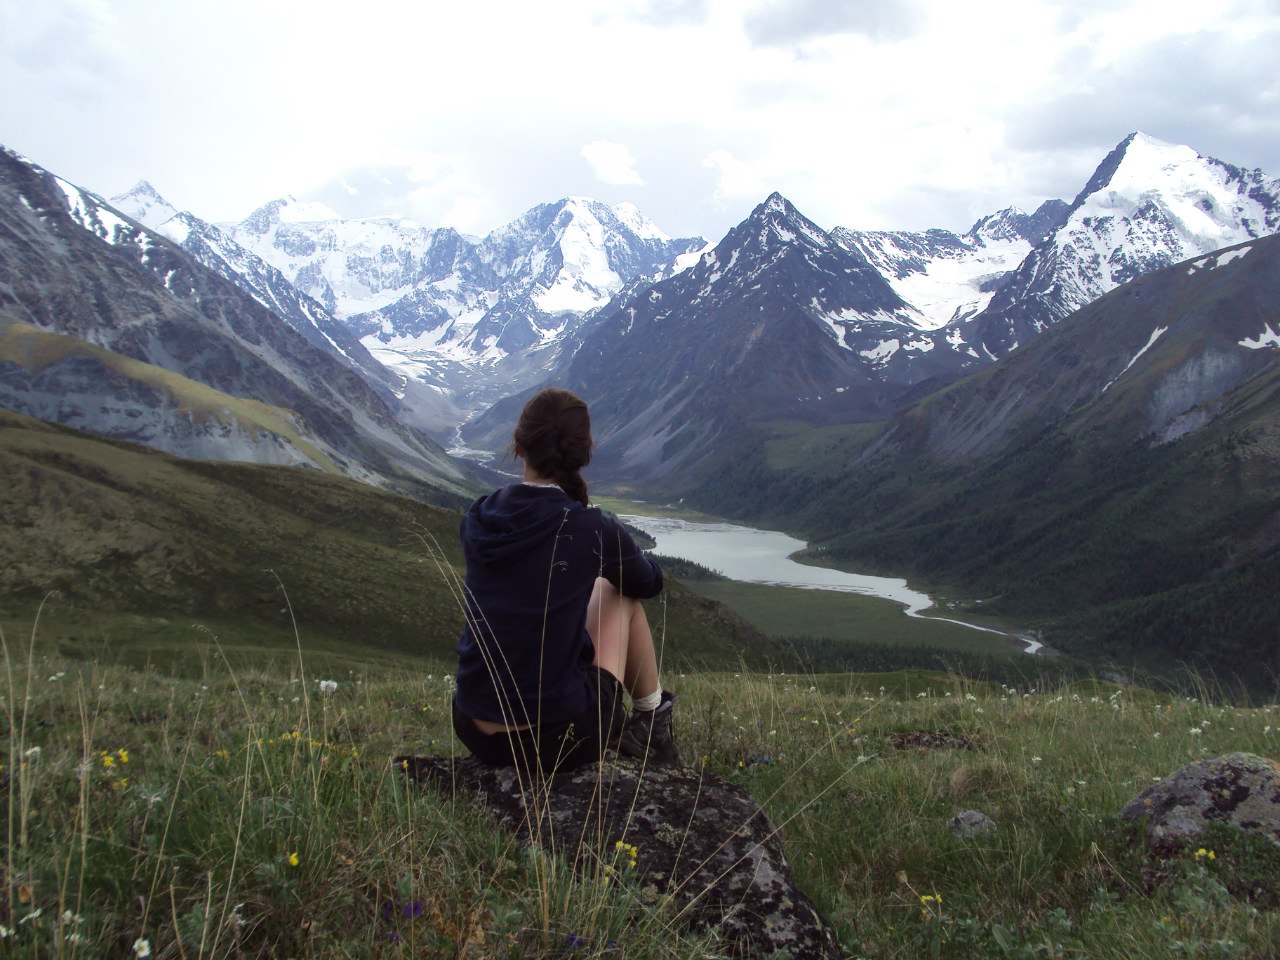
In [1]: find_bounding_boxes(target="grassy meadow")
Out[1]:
[5,620,1280,959]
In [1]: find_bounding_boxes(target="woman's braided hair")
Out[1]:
[512,388,593,507]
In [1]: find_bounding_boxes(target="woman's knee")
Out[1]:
[590,578,637,616]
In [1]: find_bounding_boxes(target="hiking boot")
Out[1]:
[618,690,682,766]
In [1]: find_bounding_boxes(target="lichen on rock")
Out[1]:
[396,754,845,959]
[1118,752,1280,848]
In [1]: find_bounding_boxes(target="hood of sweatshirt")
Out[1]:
[459,483,578,568]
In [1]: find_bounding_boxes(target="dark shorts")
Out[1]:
[452,667,626,776]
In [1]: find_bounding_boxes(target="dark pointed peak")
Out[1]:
[742,192,831,241]
[752,191,797,219]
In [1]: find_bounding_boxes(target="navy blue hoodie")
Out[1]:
[454,483,664,726]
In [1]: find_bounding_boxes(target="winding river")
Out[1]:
[621,514,1043,655]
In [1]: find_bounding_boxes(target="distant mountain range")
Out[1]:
[85,132,1280,472]
[4,131,1276,483]
[460,133,1277,483]
[111,184,708,438]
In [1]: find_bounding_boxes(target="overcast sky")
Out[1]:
[3,0,1278,241]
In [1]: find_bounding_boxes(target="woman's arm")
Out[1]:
[595,514,664,599]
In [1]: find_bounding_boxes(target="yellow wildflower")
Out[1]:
[288,852,300,868]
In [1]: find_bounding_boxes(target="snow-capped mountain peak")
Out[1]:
[234,196,346,237]
[110,180,178,231]
[610,200,669,241]
[275,197,345,225]
[1073,131,1275,244]
[957,132,1280,355]
[209,191,706,422]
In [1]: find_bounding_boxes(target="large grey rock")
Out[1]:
[1118,752,1280,847]
[396,754,844,959]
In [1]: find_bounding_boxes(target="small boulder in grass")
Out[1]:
[949,810,997,837]
[395,754,845,960]
[1118,753,1280,848]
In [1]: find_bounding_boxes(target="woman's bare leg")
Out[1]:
[587,577,660,699]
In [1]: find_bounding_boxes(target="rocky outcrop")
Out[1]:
[1118,752,1280,848]
[396,754,844,959]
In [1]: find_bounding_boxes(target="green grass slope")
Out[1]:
[4,652,1278,958]
[0,409,767,672]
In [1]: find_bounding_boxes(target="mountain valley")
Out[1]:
[2,132,1277,693]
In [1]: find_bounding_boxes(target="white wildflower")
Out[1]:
[1190,727,1203,736]
[318,680,338,695]
[133,937,152,958]
[22,746,41,759]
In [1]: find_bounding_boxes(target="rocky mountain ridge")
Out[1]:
[0,146,472,503]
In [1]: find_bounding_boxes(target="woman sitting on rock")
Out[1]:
[452,387,680,775]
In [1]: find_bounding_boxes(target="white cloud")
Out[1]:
[745,0,925,45]
[581,141,646,186]
[702,150,766,201]
[2,0,1277,242]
